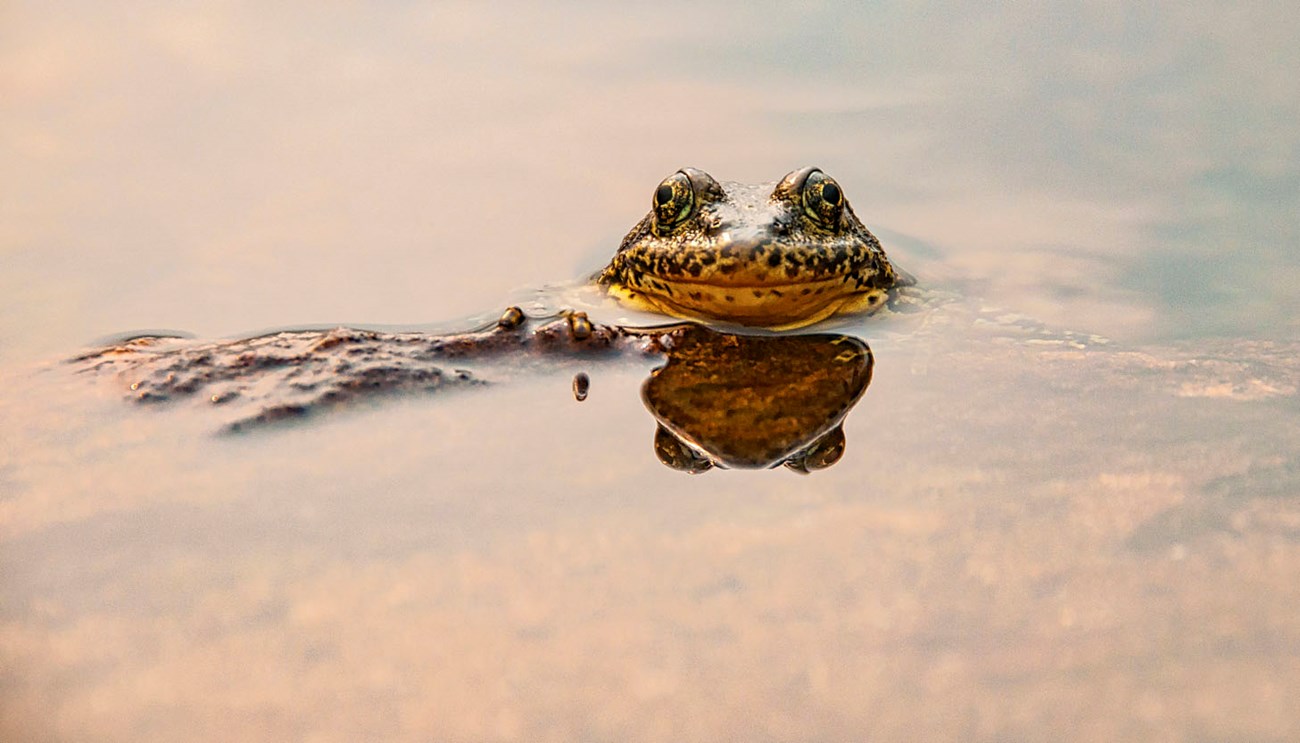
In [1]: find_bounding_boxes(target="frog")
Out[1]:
[597,166,908,329]
[72,167,910,472]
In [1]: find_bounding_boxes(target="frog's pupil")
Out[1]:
[655,184,674,206]
[822,182,841,205]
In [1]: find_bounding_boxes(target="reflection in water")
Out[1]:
[641,326,873,474]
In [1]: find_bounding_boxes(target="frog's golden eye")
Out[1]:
[651,171,695,236]
[801,170,844,229]
[653,424,714,473]
[783,426,846,473]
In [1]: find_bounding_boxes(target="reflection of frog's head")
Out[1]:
[640,326,873,473]
[599,167,904,330]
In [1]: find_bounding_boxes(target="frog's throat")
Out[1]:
[606,281,887,331]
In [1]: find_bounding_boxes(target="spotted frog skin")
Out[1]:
[598,167,907,329]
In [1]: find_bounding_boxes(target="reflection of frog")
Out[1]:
[599,167,907,329]
[642,326,873,473]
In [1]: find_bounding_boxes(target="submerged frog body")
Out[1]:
[598,167,906,329]
[73,310,877,473]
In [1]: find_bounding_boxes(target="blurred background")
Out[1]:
[4,1,1297,365]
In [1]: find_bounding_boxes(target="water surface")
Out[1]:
[3,2,1299,741]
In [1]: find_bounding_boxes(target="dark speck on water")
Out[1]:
[572,372,590,402]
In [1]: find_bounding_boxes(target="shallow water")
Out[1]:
[3,2,1300,741]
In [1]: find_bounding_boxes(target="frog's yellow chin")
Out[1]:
[606,281,887,330]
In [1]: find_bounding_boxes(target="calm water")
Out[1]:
[3,2,1299,741]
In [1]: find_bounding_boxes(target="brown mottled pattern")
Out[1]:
[70,312,656,433]
[598,168,903,328]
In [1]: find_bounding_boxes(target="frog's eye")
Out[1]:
[783,426,846,473]
[651,171,696,236]
[801,170,844,229]
[653,424,714,473]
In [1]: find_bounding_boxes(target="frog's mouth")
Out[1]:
[606,273,886,330]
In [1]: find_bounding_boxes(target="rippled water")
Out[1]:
[3,3,1299,741]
